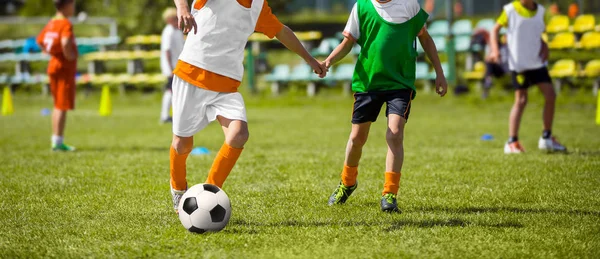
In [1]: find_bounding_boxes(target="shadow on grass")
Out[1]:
[228,218,523,233]
[416,206,600,217]
[76,146,169,153]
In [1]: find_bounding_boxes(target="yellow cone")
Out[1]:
[99,85,112,116]
[2,86,14,116]
[596,92,600,125]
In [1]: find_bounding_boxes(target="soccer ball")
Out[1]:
[178,184,231,233]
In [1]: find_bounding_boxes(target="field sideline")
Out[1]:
[1,91,599,258]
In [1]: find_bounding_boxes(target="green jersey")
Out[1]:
[352,0,428,96]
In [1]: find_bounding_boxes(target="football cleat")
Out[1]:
[171,185,187,214]
[51,143,76,152]
[538,136,567,152]
[380,193,400,213]
[504,141,525,154]
[328,181,358,205]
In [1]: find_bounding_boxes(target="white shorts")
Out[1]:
[171,75,247,137]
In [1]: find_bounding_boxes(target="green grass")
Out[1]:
[1,89,599,258]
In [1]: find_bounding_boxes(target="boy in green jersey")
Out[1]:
[325,0,447,212]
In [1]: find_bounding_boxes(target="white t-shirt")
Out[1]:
[160,24,185,77]
[343,0,422,41]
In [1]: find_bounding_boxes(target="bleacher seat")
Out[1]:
[311,37,340,56]
[432,36,447,52]
[580,60,600,95]
[428,20,449,36]
[415,62,431,80]
[452,19,473,36]
[265,64,290,82]
[333,64,355,81]
[580,60,600,78]
[475,19,495,31]
[549,59,577,78]
[333,64,355,95]
[454,35,471,52]
[428,62,449,79]
[546,15,570,34]
[289,64,312,81]
[578,32,600,50]
[572,15,595,34]
[548,32,575,49]
[463,61,486,81]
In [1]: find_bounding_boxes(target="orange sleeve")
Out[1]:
[36,26,46,47]
[255,0,284,38]
[60,21,74,40]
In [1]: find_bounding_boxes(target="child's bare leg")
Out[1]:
[339,122,370,186]
[385,114,406,173]
[52,109,67,137]
[383,114,405,195]
[171,135,193,191]
[537,82,556,133]
[344,122,371,166]
[509,89,528,141]
[206,116,248,188]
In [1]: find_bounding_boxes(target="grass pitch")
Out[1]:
[1,89,599,258]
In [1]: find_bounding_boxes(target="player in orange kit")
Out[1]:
[36,0,78,151]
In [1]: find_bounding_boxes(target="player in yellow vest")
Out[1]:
[489,0,567,154]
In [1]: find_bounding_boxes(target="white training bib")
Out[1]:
[178,0,264,81]
[504,3,546,72]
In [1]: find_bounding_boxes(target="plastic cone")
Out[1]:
[2,86,14,116]
[99,85,112,116]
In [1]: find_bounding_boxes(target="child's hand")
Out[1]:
[487,50,500,63]
[176,6,197,34]
[309,59,327,78]
[435,75,448,97]
[324,59,332,69]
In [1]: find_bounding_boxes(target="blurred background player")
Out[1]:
[169,0,326,213]
[324,0,447,212]
[159,7,184,124]
[489,0,567,154]
[36,0,78,152]
[470,28,509,99]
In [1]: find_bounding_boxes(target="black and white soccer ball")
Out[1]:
[178,184,231,233]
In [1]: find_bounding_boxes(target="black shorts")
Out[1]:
[486,62,507,78]
[352,89,414,124]
[511,67,552,90]
[165,76,174,90]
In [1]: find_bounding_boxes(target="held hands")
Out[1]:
[435,74,448,97]
[177,6,197,34]
[309,58,328,78]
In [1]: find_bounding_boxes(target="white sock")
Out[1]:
[161,90,172,120]
[51,135,63,146]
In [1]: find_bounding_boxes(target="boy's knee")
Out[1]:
[349,133,368,147]
[228,129,249,147]
[172,137,193,155]
[386,130,404,144]
[516,96,528,107]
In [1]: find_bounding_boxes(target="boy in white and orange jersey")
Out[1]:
[170,0,327,212]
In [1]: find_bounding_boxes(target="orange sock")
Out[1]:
[170,146,190,191]
[341,165,358,187]
[206,143,243,188]
[382,171,401,195]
